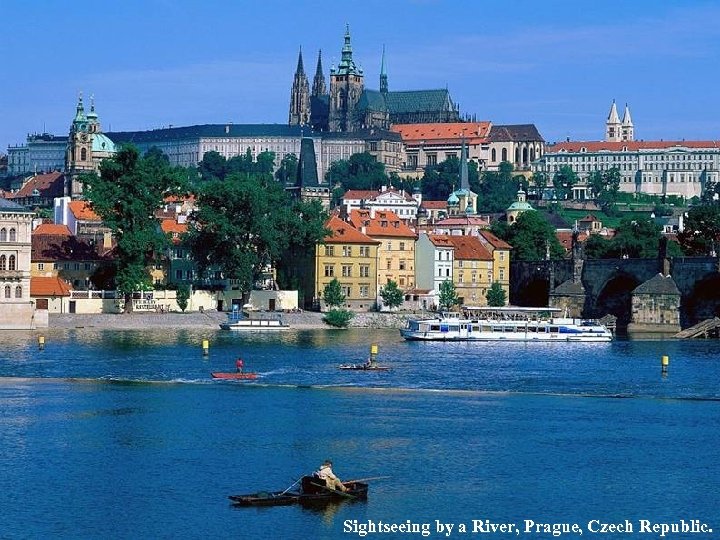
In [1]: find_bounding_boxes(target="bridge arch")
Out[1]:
[683,273,720,326]
[592,271,641,331]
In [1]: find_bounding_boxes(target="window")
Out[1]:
[446,268,451,277]
[343,246,352,257]
[175,270,183,280]
[0,255,5,270]
[74,263,80,271]
[399,242,405,251]
[38,262,45,271]
[342,265,352,277]
[4,285,10,298]
[9,228,16,242]
[399,278,405,286]
[399,260,406,271]
[386,241,392,251]
[499,269,505,281]
[360,265,370,277]
[458,273,464,284]
[359,246,370,257]
[426,153,437,166]
[9,255,16,271]
[491,149,497,162]
[387,260,392,270]
[458,260,464,268]
[471,272,477,283]
[499,252,505,262]
[359,285,369,298]
[341,285,351,298]
[324,265,335,277]
[324,245,335,256]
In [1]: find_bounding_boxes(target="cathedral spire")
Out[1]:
[621,103,633,126]
[296,47,305,75]
[621,103,634,141]
[288,47,311,126]
[607,99,620,123]
[605,99,622,142]
[380,45,388,94]
[336,23,361,75]
[312,50,326,96]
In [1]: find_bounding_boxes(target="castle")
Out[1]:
[289,25,460,133]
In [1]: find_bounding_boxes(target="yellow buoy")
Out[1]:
[38,336,45,350]
[370,343,378,356]
[661,355,669,373]
[202,339,209,356]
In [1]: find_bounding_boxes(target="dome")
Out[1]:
[447,192,459,204]
[92,133,116,153]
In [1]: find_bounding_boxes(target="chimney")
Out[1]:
[370,207,376,219]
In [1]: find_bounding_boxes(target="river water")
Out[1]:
[1,328,718,539]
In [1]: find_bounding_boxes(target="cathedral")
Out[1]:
[289,26,460,133]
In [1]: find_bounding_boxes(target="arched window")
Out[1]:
[523,147,529,164]
[501,148,508,162]
[0,228,6,242]
[8,255,16,271]
[515,147,520,164]
[0,255,5,271]
[81,148,87,161]
[15,286,22,298]
[9,228,16,242]
[4,286,10,299]
[491,149,497,162]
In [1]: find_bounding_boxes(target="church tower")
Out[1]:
[328,25,364,132]
[605,99,622,142]
[621,103,634,141]
[288,48,311,126]
[380,45,388,94]
[312,50,326,97]
[66,94,95,197]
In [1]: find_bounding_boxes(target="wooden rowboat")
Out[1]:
[229,491,299,506]
[211,372,258,380]
[229,476,369,507]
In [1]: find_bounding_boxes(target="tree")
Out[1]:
[198,150,226,182]
[326,152,387,191]
[176,283,190,312]
[322,278,346,308]
[492,211,565,261]
[553,165,577,201]
[486,282,507,307]
[438,279,459,311]
[187,171,326,295]
[275,153,298,185]
[612,218,665,258]
[421,155,480,202]
[81,144,186,308]
[679,203,720,255]
[589,167,622,211]
[476,162,521,212]
[379,280,404,310]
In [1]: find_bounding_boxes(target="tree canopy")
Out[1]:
[421,156,479,201]
[438,279,459,311]
[585,217,683,258]
[475,162,523,213]
[323,277,346,308]
[678,203,720,255]
[486,282,507,307]
[379,280,404,310]
[325,152,387,191]
[81,144,188,298]
[491,211,565,261]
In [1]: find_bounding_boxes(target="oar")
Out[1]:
[344,475,390,483]
[279,478,301,495]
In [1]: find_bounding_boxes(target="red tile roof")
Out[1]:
[548,140,720,153]
[556,231,589,252]
[347,209,417,238]
[445,235,493,261]
[323,216,379,245]
[479,230,512,250]
[30,276,72,297]
[160,219,188,234]
[435,216,491,227]
[422,200,447,210]
[391,122,492,145]
[7,172,65,199]
[34,223,72,236]
[427,234,456,248]
[68,200,101,221]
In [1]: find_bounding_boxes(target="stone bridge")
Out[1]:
[510,255,720,329]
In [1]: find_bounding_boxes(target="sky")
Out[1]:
[2,0,720,154]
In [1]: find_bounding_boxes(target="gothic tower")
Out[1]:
[380,45,388,94]
[288,48,311,126]
[312,50,326,97]
[328,25,364,132]
[621,103,634,141]
[605,99,621,142]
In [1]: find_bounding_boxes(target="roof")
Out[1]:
[343,187,414,203]
[0,198,33,213]
[6,172,65,199]
[578,214,600,222]
[547,140,720,153]
[633,273,681,295]
[384,89,456,115]
[107,124,304,144]
[543,212,572,230]
[68,200,101,221]
[427,234,456,249]
[34,223,72,236]
[92,133,116,153]
[478,230,512,250]
[488,124,545,143]
[160,219,188,235]
[421,200,447,210]
[391,122,491,145]
[434,215,490,227]
[30,276,73,297]
[445,235,493,261]
[556,231,589,252]
[552,279,585,295]
[32,233,112,262]
[347,209,417,238]
[323,215,379,245]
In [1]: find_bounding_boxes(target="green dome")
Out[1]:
[507,201,535,211]
[447,192,459,204]
[92,133,116,153]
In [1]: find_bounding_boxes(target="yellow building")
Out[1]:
[347,208,417,292]
[478,230,512,302]
[315,215,380,311]
[445,235,495,307]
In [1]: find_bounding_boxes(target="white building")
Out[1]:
[415,232,454,303]
[341,186,421,222]
[6,134,67,176]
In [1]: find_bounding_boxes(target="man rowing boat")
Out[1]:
[316,460,347,492]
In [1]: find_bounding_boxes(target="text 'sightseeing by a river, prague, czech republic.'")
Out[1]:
[1,326,719,539]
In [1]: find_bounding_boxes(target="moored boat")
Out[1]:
[229,475,369,507]
[219,310,290,331]
[400,307,613,342]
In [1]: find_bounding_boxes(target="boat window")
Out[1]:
[550,326,559,333]
[430,325,440,331]
[492,326,503,332]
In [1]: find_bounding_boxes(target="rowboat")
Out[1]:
[229,476,369,507]
[339,363,391,371]
[211,372,258,380]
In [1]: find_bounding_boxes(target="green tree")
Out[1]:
[323,277,346,308]
[422,155,480,202]
[176,283,190,312]
[379,280,404,310]
[476,162,521,212]
[438,279,459,311]
[679,204,720,255]
[322,308,354,328]
[553,165,577,201]
[612,218,665,258]
[275,153,298,185]
[187,171,326,295]
[326,152,387,191]
[492,211,565,261]
[583,234,615,259]
[198,150,226,182]
[81,144,186,308]
[486,281,507,307]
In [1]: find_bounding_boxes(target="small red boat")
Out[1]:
[211,372,258,380]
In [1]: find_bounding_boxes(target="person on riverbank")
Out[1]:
[316,460,347,492]
[236,358,244,373]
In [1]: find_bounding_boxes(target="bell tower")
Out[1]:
[66,94,95,198]
[328,25,364,132]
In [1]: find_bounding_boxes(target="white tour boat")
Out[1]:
[219,310,290,331]
[400,307,613,342]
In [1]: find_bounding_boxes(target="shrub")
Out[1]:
[323,309,354,328]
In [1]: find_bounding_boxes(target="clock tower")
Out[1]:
[66,94,96,198]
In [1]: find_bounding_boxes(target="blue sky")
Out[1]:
[2,0,720,154]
